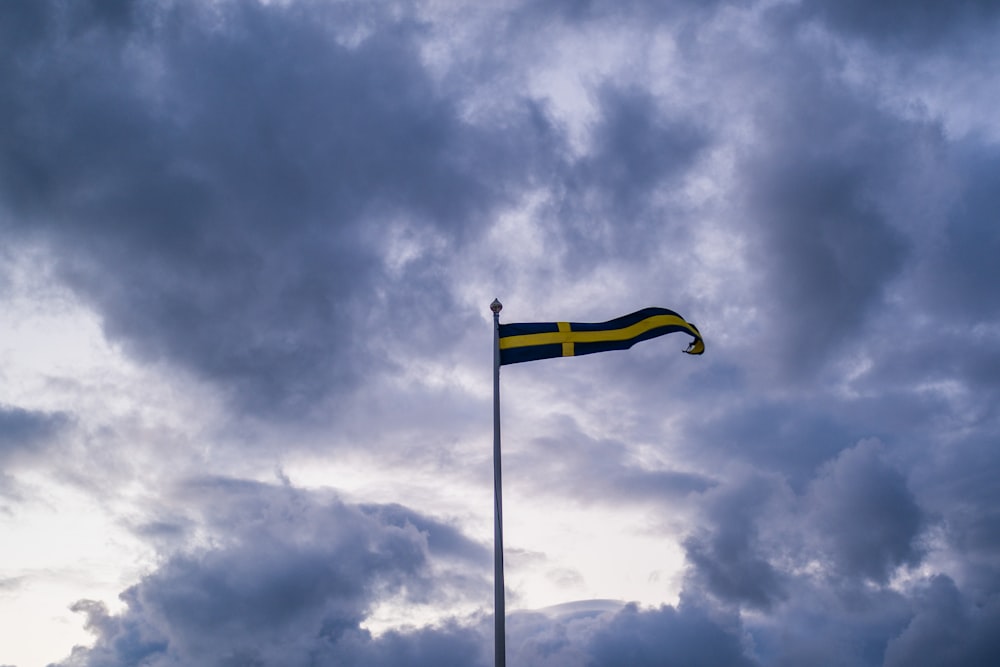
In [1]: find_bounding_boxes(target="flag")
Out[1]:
[498,307,704,366]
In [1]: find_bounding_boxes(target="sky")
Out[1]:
[1,0,999,665]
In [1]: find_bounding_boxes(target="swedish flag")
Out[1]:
[498,307,703,366]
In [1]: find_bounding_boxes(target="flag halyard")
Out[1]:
[498,307,703,366]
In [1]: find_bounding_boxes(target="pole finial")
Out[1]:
[490,298,503,315]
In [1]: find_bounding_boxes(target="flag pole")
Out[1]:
[490,298,506,667]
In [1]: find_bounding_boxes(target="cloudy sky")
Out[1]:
[2,0,1000,665]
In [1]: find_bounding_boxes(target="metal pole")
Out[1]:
[490,298,505,667]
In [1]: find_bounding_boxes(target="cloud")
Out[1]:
[510,413,715,506]
[884,575,1000,667]
[683,474,788,611]
[0,404,69,463]
[53,477,765,667]
[914,140,1000,320]
[686,399,861,487]
[914,433,1000,568]
[506,598,758,667]
[795,0,1000,48]
[736,53,933,375]
[551,84,708,264]
[55,478,491,666]
[582,600,756,667]
[2,0,1000,665]
[0,0,548,418]
[1,404,69,506]
[803,439,925,584]
[746,581,913,667]
[681,438,927,616]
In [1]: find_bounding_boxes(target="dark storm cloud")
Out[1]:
[915,433,1000,565]
[741,574,999,667]
[582,600,756,667]
[512,0,740,27]
[687,398,861,487]
[61,597,490,667]
[683,440,927,610]
[552,84,708,264]
[5,0,1000,665]
[914,140,1000,320]
[803,440,924,584]
[747,581,913,667]
[56,478,491,666]
[883,575,1000,667]
[739,62,930,375]
[507,599,758,667]
[0,0,549,417]
[570,84,705,218]
[0,0,717,422]
[683,474,787,610]
[0,404,69,461]
[795,0,1000,48]
[53,476,767,667]
[359,502,491,568]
